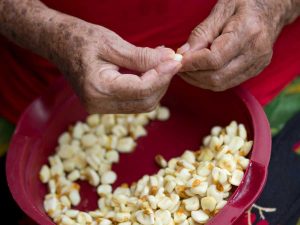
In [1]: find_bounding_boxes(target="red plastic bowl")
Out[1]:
[6,77,271,225]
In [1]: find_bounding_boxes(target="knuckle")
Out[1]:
[191,25,211,42]
[209,53,224,70]
[138,99,158,112]
[137,84,155,99]
[208,74,224,89]
[135,47,157,71]
[248,22,262,37]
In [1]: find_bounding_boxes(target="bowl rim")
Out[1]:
[6,78,271,225]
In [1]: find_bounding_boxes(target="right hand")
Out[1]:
[45,15,181,113]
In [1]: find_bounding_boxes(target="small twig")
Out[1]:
[247,209,252,225]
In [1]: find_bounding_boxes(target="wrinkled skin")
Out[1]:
[178,0,299,91]
[44,17,181,113]
[0,0,181,114]
[0,0,299,114]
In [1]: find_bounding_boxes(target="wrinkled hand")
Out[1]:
[46,16,181,113]
[178,0,292,91]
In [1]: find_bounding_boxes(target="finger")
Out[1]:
[181,31,241,71]
[87,84,167,114]
[180,54,263,91]
[177,0,236,54]
[99,32,176,72]
[97,59,181,100]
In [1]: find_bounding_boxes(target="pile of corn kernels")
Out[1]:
[39,106,252,225]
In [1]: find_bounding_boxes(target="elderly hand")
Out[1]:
[0,0,181,114]
[178,0,297,91]
[46,16,181,113]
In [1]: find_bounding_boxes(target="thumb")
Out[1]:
[177,0,236,54]
[128,45,176,72]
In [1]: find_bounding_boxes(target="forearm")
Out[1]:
[0,0,59,58]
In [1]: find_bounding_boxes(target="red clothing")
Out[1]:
[0,0,299,124]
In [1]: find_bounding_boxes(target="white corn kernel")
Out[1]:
[209,136,223,150]
[190,181,208,196]
[216,200,227,210]
[44,194,59,213]
[211,126,222,136]
[119,222,132,225]
[165,180,176,193]
[87,114,100,127]
[179,220,189,225]
[73,122,84,139]
[212,167,228,184]
[58,132,71,145]
[226,121,238,136]
[174,209,188,223]
[229,170,244,186]
[183,196,200,211]
[58,145,75,159]
[114,186,131,196]
[116,137,136,153]
[50,165,64,177]
[218,154,236,172]
[63,159,76,172]
[201,196,217,212]
[101,170,117,184]
[239,141,253,156]
[60,195,71,208]
[105,150,119,163]
[112,124,128,137]
[48,179,56,194]
[130,125,147,139]
[147,195,158,209]
[67,170,80,182]
[206,185,224,202]
[95,124,106,136]
[181,150,196,164]
[61,215,75,225]
[191,210,209,224]
[97,184,112,196]
[157,107,170,121]
[155,154,167,168]
[114,212,131,222]
[173,53,183,62]
[85,167,100,186]
[236,155,250,170]
[203,135,211,146]
[77,212,93,224]
[99,219,112,225]
[81,133,97,148]
[215,145,230,160]
[228,136,244,153]
[157,196,173,210]
[89,210,104,218]
[238,124,247,140]
[40,165,51,183]
[69,190,80,206]
[135,210,155,225]
[101,114,115,128]
[65,209,79,218]
[86,154,101,171]
[155,210,172,225]
[134,114,149,126]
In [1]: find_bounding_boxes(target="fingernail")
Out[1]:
[157,60,182,74]
[159,48,176,61]
[177,43,190,54]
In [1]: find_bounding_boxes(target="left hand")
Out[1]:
[178,0,294,91]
